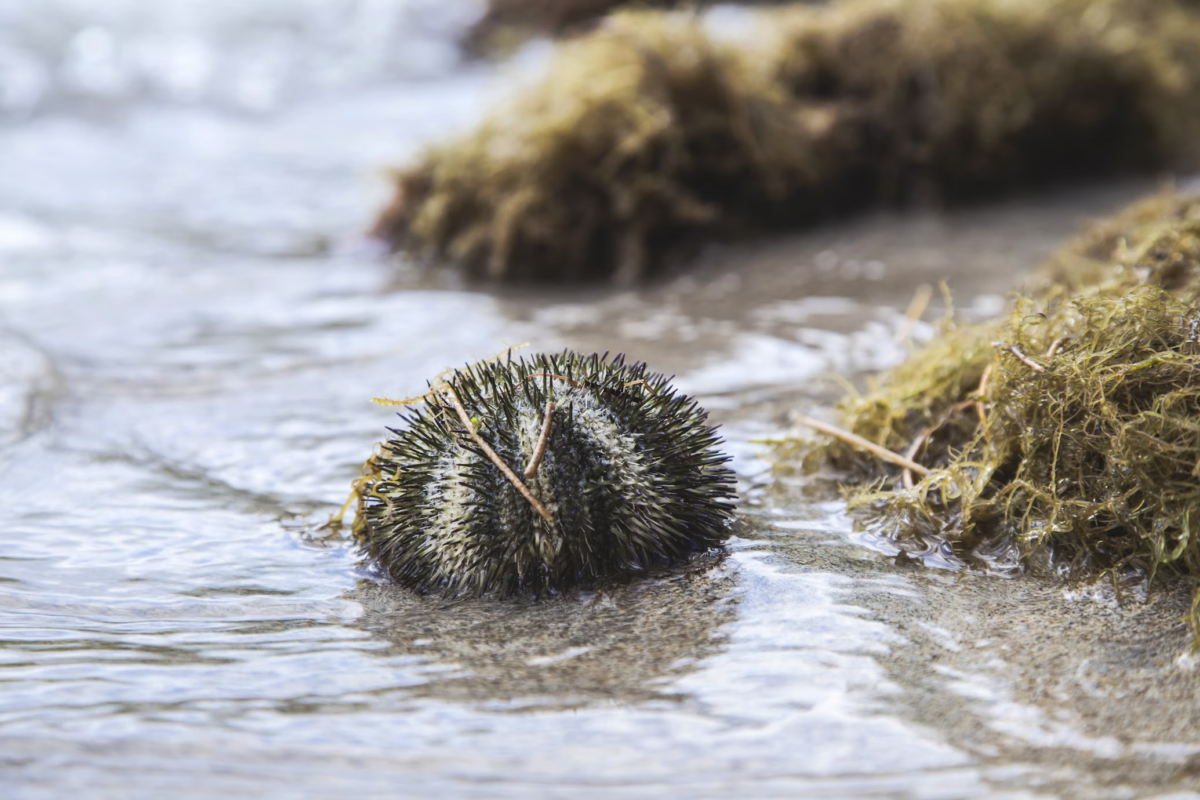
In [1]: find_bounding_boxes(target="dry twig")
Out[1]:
[793,414,931,476]
[1045,335,1071,358]
[444,384,555,524]
[994,342,1046,373]
[524,400,556,478]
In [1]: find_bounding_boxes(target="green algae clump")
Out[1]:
[351,351,736,596]
[787,191,1200,627]
[376,0,1200,283]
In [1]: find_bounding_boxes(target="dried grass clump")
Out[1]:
[791,193,1200,626]
[376,0,1200,283]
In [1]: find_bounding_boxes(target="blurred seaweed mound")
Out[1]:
[463,0,676,52]
[788,192,1200,627]
[461,1,794,53]
[375,0,1200,283]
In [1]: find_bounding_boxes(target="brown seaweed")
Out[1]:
[789,191,1200,629]
[376,0,1200,283]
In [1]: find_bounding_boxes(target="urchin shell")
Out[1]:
[355,351,736,596]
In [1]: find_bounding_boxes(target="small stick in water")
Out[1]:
[792,414,930,476]
[902,434,926,490]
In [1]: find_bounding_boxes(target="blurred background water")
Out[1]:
[2,2,1198,798]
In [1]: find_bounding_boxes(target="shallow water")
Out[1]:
[3,4,1200,799]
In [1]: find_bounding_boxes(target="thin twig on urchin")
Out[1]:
[523,400,556,478]
[443,383,555,525]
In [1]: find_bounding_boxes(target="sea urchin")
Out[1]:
[351,351,736,596]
